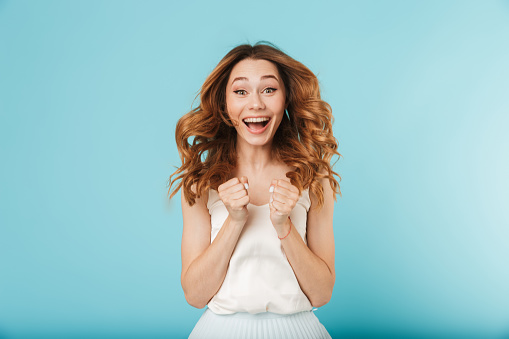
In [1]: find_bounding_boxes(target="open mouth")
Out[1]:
[242,117,271,133]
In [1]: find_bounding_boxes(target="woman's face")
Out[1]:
[225,58,286,148]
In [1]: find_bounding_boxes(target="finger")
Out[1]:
[236,195,250,207]
[218,182,247,201]
[269,184,276,210]
[229,189,248,201]
[218,177,240,192]
[271,200,290,215]
[276,179,299,193]
[228,194,250,210]
[240,176,249,190]
[272,192,297,208]
[269,187,275,207]
[269,198,278,214]
[221,180,247,195]
[273,185,299,201]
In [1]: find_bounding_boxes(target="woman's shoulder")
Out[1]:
[181,183,210,208]
[309,170,335,210]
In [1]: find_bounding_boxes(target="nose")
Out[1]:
[248,92,265,110]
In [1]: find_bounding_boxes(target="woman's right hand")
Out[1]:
[217,176,250,224]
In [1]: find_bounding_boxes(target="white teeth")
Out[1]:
[243,117,270,123]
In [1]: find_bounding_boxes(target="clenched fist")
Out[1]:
[269,178,299,234]
[218,176,250,224]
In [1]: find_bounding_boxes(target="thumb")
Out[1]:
[240,176,249,190]
[270,179,277,191]
[269,180,276,209]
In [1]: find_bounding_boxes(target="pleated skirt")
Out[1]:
[188,308,332,339]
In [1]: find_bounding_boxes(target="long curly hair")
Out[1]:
[168,41,341,208]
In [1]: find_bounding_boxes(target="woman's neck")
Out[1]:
[235,139,275,172]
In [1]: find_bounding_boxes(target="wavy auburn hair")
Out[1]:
[168,42,341,207]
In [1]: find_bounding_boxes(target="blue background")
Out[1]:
[1,1,508,338]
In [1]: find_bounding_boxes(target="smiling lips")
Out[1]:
[242,117,271,134]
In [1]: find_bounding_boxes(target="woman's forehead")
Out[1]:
[229,59,280,82]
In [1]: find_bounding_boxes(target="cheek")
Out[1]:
[271,93,286,112]
[226,97,241,118]
[225,100,242,127]
[272,101,286,130]
[273,99,286,119]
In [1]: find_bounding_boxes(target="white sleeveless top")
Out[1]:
[206,188,313,315]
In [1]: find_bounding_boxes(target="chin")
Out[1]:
[238,134,273,147]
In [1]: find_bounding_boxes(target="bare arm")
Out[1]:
[270,177,336,307]
[180,178,249,308]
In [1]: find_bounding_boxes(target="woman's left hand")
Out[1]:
[269,178,300,234]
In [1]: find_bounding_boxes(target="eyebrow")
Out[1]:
[231,75,279,85]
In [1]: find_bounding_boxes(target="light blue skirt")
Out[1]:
[189,308,332,339]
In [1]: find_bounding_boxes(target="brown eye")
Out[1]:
[263,88,276,94]
[234,90,247,95]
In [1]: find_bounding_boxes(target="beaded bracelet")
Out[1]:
[278,218,292,240]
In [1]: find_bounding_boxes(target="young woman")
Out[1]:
[168,42,341,338]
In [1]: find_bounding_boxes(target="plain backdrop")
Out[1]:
[1,0,508,338]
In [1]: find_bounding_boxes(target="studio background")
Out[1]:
[1,1,508,338]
